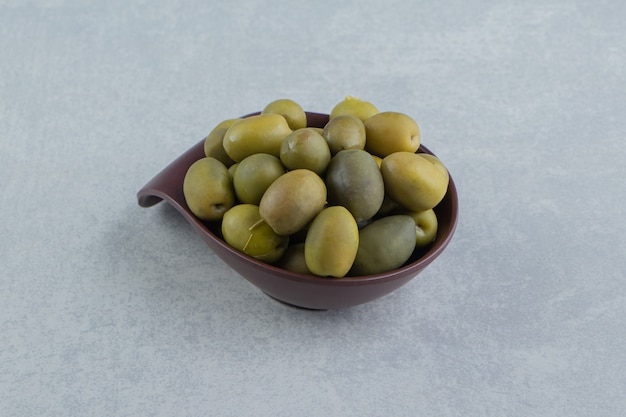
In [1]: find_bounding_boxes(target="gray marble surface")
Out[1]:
[2,1,625,416]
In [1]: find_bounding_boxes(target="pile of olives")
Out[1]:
[183,97,449,278]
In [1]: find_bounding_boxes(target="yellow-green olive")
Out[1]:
[182,157,235,221]
[223,114,292,162]
[380,152,449,212]
[221,204,289,263]
[304,206,359,278]
[329,96,379,122]
[259,169,327,236]
[364,112,420,157]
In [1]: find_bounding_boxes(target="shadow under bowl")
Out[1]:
[137,112,458,310]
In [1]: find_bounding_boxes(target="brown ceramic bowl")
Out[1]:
[137,112,458,309]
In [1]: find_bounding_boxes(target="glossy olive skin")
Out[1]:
[418,153,450,182]
[259,169,327,236]
[350,215,417,276]
[222,114,292,162]
[329,96,379,122]
[280,128,331,176]
[304,206,359,278]
[325,149,385,223]
[261,98,307,130]
[182,157,235,221]
[221,204,289,263]
[364,112,421,158]
[203,119,239,167]
[323,114,366,155]
[233,153,285,205]
[381,152,449,212]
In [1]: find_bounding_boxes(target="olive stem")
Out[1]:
[248,218,265,232]
[242,233,253,253]
[243,218,266,252]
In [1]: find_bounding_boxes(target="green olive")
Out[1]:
[381,152,449,212]
[325,149,385,223]
[323,114,366,155]
[233,153,285,205]
[418,153,449,182]
[403,208,438,247]
[261,98,307,130]
[182,157,235,221]
[364,111,420,157]
[221,204,289,263]
[280,128,331,176]
[304,206,359,278]
[223,114,292,162]
[203,119,239,167]
[329,96,379,122]
[350,215,416,276]
[259,169,327,236]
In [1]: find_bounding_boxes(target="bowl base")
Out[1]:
[263,293,328,311]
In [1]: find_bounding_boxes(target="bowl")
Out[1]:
[137,111,458,310]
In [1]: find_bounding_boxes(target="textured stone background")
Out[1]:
[2,1,625,416]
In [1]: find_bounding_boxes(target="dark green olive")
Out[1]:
[325,149,385,223]
[350,215,417,276]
